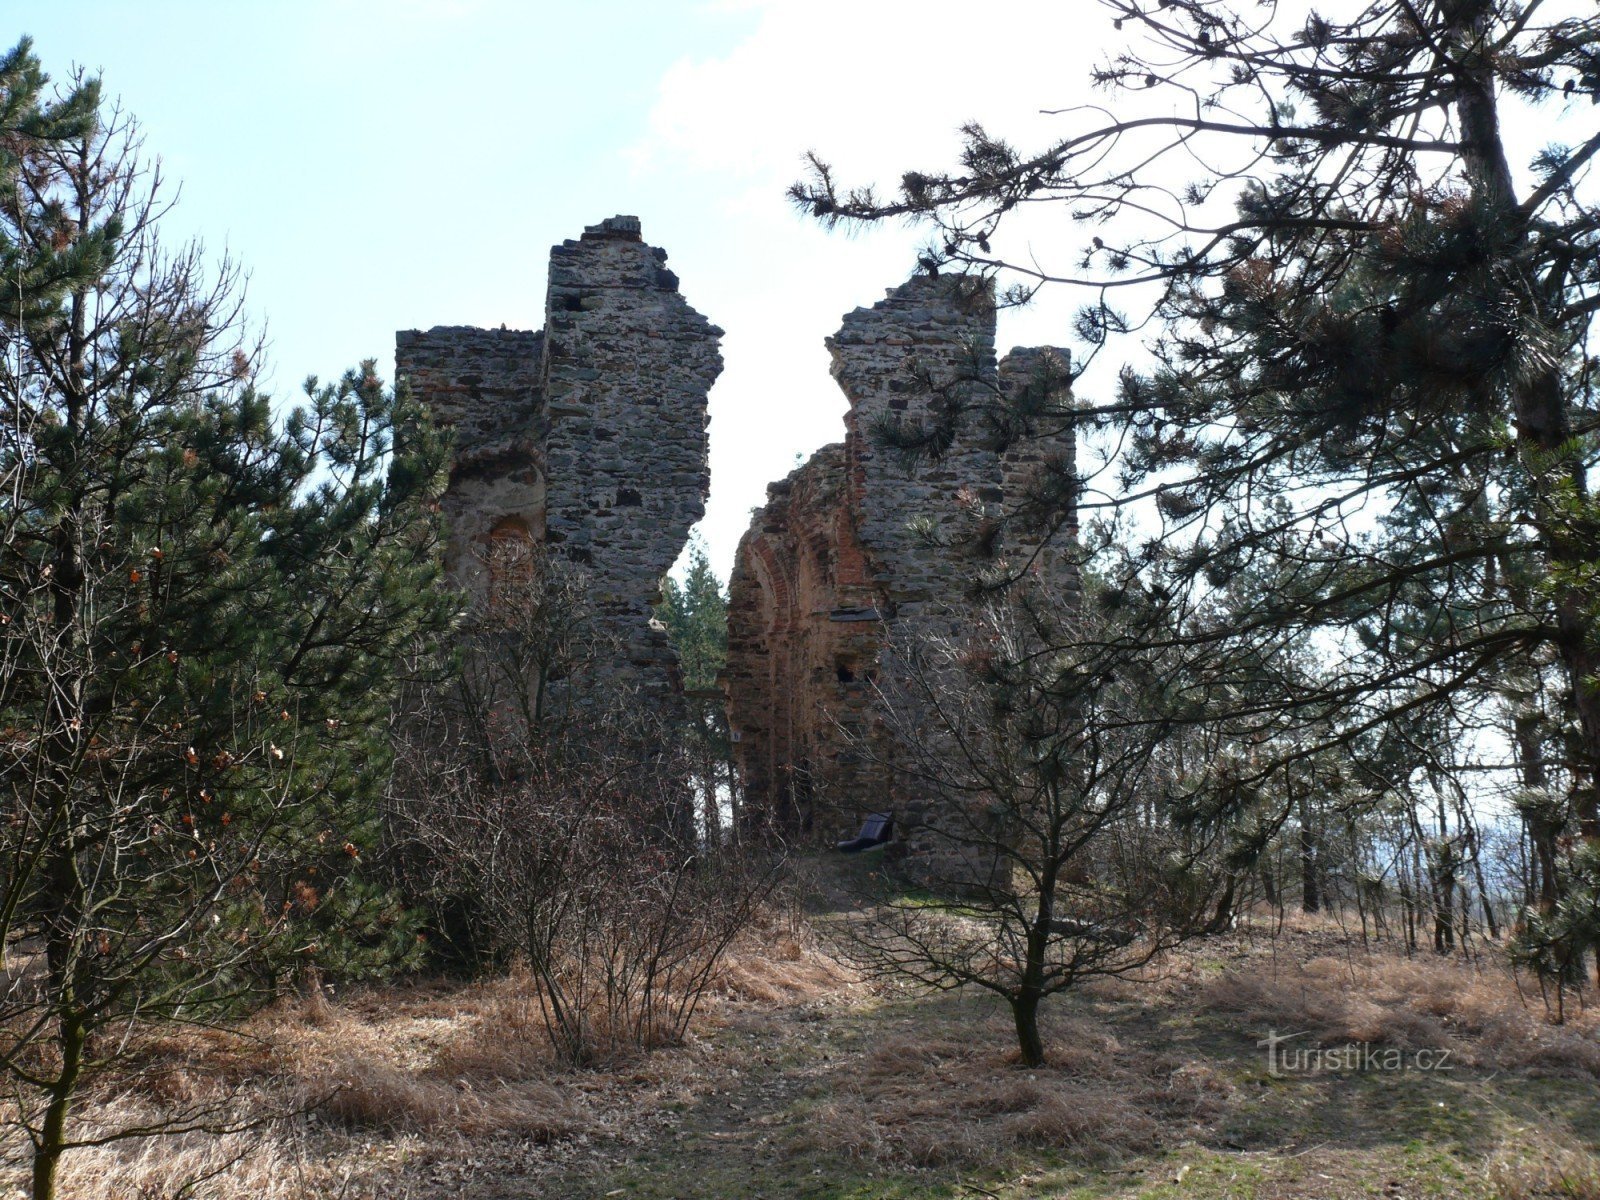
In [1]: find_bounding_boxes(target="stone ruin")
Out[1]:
[395,215,723,699]
[723,275,1078,849]
[398,218,1077,856]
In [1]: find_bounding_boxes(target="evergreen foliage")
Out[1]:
[658,537,733,842]
[0,40,449,1197]
[658,536,727,692]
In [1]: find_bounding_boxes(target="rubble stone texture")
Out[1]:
[396,216,722,698]
[725,275,1077,845]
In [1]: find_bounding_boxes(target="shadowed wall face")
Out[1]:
[726,275,1078,846]
[397,216,723,699]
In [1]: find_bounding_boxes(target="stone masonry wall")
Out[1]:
[396,216,722,699]
[542,216,723,692]
[829,275,1002,639]
[998,345,1081,599]
[724,444,888,836]
[726,274,1077,849]
[392,326,546,594]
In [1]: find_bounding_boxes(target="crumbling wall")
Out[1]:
[724,444,887,835]
[829,276,1002,625]
[393,326,546,596]
[542,216,722,690]
[998,346,1080,593]
[726,274,1077,846]
[396,216,721,698]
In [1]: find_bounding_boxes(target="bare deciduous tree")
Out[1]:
[842,588,1217,1068]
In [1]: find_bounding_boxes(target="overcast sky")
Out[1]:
[18,0,1108,577]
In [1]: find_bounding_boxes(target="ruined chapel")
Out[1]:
[397,216,1078,849]
[395,215,722,699]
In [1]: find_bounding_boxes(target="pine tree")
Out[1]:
[0,42,449,1197]
[658,537,732,843]
[659,537,728,692]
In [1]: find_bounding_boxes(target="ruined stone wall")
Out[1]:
[998,346,1080,596]
[396,216,721,699]
[829,276,1002,639]
[725,275,1077,846]
[724,444,888,835]
[393,326,546,596]
[542,216,722,691]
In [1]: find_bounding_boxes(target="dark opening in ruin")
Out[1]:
[836,659,857,684]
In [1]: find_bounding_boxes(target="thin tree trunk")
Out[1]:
[1513,714,1561,914]
[1298,793,1320,915]
[1012,990,1045,1069]
[32,1010,85,1200]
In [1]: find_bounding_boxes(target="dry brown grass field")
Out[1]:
[4,876,1599,1200]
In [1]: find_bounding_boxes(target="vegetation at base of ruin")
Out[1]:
[0,38,453,1200]
[793,0,1600,1005]
[385,537,781,1066]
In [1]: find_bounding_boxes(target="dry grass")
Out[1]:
[0,924,854,1199]
[1200,944,1600,1075]
[710,924,857,1006]
[269,972,584,1139]
[1486,1130,1600,1200]
[306,1058,577,1138]
[49,1120,313,1200]
[0,975,587,1198]
[0,1083,324,1200]
[2,897,1598,1199]
[787,1010,1231,1169]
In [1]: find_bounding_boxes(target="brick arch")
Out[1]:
[747,534,798,635]
[742,533,805,830]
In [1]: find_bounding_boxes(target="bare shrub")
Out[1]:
[397,711,780,1066]
[386,543,782,1065]
[488,764,780,1064]
[840,587,1220,1066]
